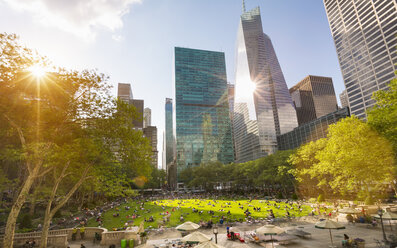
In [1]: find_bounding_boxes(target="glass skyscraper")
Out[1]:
[165,98,174,167]
[324,0,397,118]
[233,5,298,163]
[175,47,234,180]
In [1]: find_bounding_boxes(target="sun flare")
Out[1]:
[28,65,47,78]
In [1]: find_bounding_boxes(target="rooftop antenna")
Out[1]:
[242,0,246,13]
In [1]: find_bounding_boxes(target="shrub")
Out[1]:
[317,194,325,203]
[291,193,298,200]
[18,214,32,229]
[365,195,374,205]
[308,198,317,203]
[276,192,283,199]
[54,210,62,218]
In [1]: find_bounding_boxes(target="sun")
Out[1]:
[28,65,47,78]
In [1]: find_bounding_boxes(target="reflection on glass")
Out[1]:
[233,6,298,163]
[174,47,234,181]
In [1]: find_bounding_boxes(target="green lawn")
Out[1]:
[87,199,321,231]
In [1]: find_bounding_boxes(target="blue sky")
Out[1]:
[0,0,344,168]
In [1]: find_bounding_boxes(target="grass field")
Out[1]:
[86,199,323,231]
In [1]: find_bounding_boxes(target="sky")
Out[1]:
[0,0,345,169]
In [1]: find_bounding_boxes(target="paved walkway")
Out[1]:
[68,221,395,247]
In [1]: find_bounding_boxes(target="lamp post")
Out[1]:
[378,209,387,242]
[213,226,218,244]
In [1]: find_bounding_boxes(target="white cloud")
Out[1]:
[112,34,125,42]
[3,0,141,41]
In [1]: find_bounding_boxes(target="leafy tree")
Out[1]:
[291,116,395,200]
[0,33,152,247]
[289,139,328,198]
[368,75,397,157]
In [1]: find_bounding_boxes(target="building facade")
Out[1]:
[290,75,338,125]
[130,99,144,129]
[165,98,174,169]
[143,126,158,168]
[175,47,234,180]
[144,108,151,128]
[233,5,298,163]
[117,83,133,102]
[340,89,349,108]
[324,0,397,118]
[277,107,350,150]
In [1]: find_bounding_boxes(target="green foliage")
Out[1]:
[368,75,397,156]
[18,214,32,229]
[365,195,374,205]
[291,116,395,200]
[317,194,324,203]
[53,210,62,218]
[179,150,296,194]
[276,192,283,199]
[291,193,298,200]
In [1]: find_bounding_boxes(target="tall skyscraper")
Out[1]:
[175,47,234,180]
[118,83,133,102]
[162,131,166,170]
[340,89,349,108]
[165,98,174,167]
[290,75,338,125]
[144,107,151,128]
[143,126,158,168]
[233,3,298,163]
[131,99,144,129]
[324,0,397,118]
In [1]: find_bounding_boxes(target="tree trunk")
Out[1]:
[40,166,90,248]
[29,178,43,216]
[3,163,40,248]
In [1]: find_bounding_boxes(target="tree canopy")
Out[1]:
[290,116,395,200]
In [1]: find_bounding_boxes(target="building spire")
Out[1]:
[242,0,246,13]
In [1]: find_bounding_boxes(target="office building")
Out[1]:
[324,0,397,118]
[290,75,338,125]
[175,47,234,180]
[117,83,144,129]
[143,126,158,168]
[277,107,350,150]
[144,108,151,128]
[233,4,298,163]
[131,99,144,129]
[165,98,174,167]
[162,131,166,170]
[340,89,349,108]
[117,83,133,102]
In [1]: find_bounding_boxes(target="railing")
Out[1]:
[0,227,107,247]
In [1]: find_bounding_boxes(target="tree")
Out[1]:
[291,116,395,200]
[0,33,152,247]
[368,75,397,157]
[289,139,328,198]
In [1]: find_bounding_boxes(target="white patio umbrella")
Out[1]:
[195,241,225,248]
[374,211,397,230]
[256,224,284,248]
[181,231,212,243]
[339,207,361,214]
[176,221,200,231]
[315,220,345,247]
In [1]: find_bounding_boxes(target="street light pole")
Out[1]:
[213,226,218,244]
[378,209,387,242]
